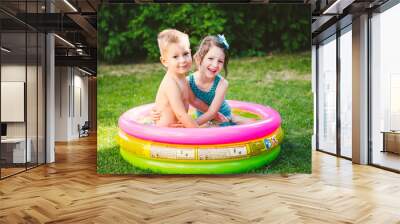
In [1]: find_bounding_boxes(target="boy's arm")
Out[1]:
[195,80,228,125]
[166,79,199,128]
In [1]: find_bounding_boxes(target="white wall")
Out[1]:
[1,65,25,81]
[73,72,89,137]
[1,65,30,138]
[55,66,69,141]
[55,67,89,141]
[1,65,26,141]
[1,63,46,164]
[1,82,25,122]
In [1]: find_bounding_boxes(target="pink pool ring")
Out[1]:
[118,100,283,174]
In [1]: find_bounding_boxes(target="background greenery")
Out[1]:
[98,4,310,63]
[97,53,312,174]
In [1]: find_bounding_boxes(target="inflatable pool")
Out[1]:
[118,100,283,174]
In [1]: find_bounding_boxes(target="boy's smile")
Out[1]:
[162,42,192,76]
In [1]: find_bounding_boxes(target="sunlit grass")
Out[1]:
[97,52,312,174]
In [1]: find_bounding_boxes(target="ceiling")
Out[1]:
[310,0,390,44]
[0,0,100,75]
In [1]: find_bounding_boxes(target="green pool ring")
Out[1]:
[120,146,281,174]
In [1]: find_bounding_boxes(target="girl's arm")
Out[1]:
[188,87,209,113]
[195,79,229,125]
[188,84,228,125]
[166,79,198,128]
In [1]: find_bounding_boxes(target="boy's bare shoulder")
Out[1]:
[160,74,174,85]
[160,74,180,90]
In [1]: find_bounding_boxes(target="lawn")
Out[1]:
[97,52,312,174]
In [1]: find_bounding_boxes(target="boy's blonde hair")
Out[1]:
[157,29,189,57]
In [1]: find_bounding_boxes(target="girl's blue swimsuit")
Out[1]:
[188,73,235,126]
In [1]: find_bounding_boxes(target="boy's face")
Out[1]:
[161,40,192,76]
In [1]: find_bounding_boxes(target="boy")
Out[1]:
[154,29,199,128]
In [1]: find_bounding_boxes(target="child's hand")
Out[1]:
[150,107,161,121]
[214,112,229,123]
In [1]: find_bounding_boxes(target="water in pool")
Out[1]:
[137,108,261,127]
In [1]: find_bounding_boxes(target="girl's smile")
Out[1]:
[199,46,225,79]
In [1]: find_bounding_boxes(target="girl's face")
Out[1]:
[198,46,225,79]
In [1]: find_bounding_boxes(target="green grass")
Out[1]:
[97,52,312,174]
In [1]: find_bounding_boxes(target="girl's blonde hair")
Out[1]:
[193,36,230,77]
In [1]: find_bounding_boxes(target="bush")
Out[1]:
[98,4,310,63]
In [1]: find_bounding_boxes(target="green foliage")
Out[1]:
[97,52,312,174]
[99,4,310,63]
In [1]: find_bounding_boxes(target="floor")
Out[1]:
[0,135,399,223]
[0,167,25,177]
[372,150,400,171]
[1,162,44,178]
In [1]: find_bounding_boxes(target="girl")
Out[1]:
[188,34,234,127]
